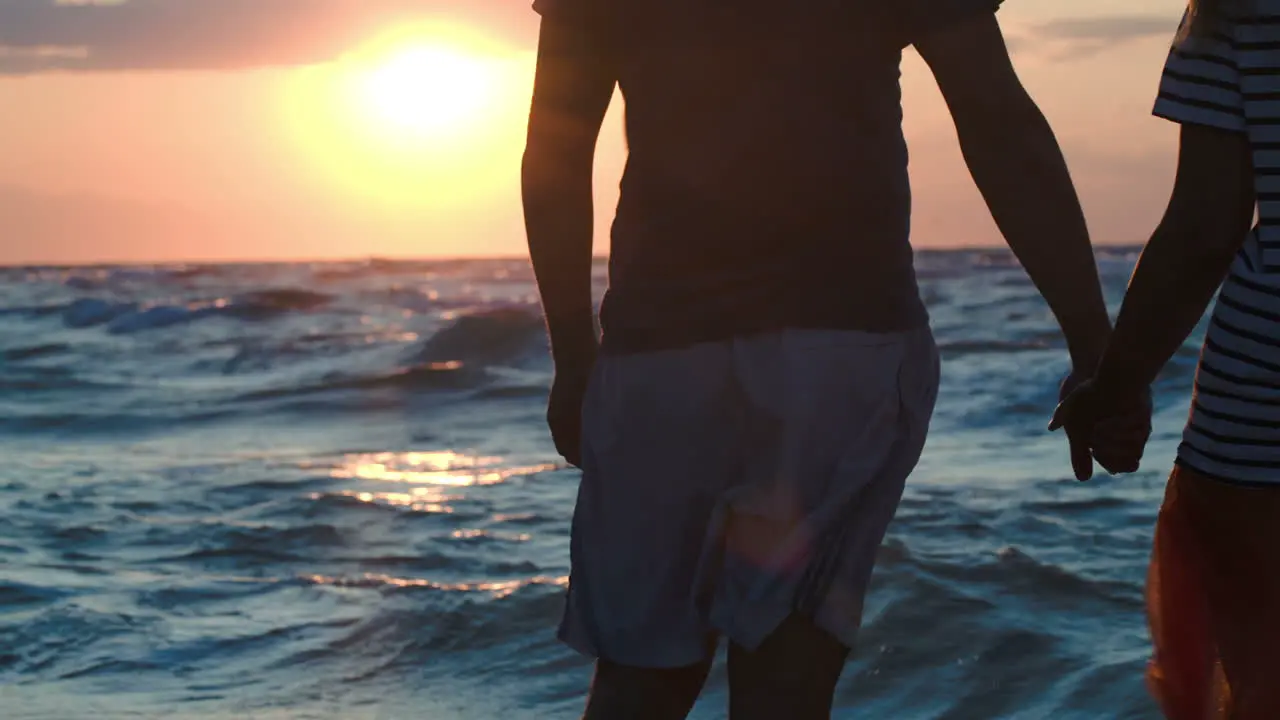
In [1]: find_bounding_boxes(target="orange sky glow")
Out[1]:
[0,0,1187,265]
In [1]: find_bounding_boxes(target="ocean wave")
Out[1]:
[1020,495,1133,515]
[0,605,156,678]
[207,477,337,500]
[161,547,310,565]
[973,251,1024,270]
[312,259,453,284]
[218,329,415,375]
[219,289,333,320]
[0,409,234,435]
[46,524,110,548]
[365,286,441,313]
[225,311,548,403]
[882,534,1142,612]
[159,522,349,565]
[0,580,68,609]
[0,366,130,394]
[2,343,71,362]
[163,264,228,281]
[236,362,480,404]
[936,339,1051,358]
[58,287,334,335]
[132,578,298,611]
[335,553,463,572]
[410,307,545,368]
[985,546,1143,608]
[107,304,203,334]
[63,298,137,328]
[0,302,66,318]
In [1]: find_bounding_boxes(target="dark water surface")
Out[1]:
[0,251,1196,718]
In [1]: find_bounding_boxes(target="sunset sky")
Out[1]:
[0,0,1188,265]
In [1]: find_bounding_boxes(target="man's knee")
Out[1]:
[584,659,712,720]
[728,615,850,720]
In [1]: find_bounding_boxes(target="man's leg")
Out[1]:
[711,327,938,720]
[727,615,849,720]
[583,658,714,720]
[560,344,738,718]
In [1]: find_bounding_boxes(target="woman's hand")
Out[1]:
[1051,376,1154,481]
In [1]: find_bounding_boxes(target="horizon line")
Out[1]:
[1,242,1145,270]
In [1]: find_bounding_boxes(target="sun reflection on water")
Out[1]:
[318,487,458,514]
[451,529,532,543]
[330,451,556,488]
[303,573,568,599]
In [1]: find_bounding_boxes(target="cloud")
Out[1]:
[0,3,1185,75]
[1021,14,1180,60]
[0,0,533,74]
[1035,16,1177,43]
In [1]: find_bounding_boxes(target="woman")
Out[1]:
[1053,0,1280,716]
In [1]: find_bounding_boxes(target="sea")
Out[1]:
[0,249,1207,719]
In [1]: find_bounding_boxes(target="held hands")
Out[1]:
[1049,373,1153,482]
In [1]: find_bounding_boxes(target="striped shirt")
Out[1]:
[1155,4,1280,484]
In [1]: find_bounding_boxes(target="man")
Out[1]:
[523,1,1113,717]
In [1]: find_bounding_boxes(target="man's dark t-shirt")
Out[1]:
[532,0,1003,353]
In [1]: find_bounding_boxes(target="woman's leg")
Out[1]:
[1146,467,1219,720]
[1148,465,1280,719]
[1178,466,1280,719]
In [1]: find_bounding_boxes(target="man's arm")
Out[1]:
[1091,125,1255,397]
[915,15,1112,370]
[523,19,616,365]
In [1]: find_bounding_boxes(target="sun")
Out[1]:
[278,24,530,211]
[358,44,497,138]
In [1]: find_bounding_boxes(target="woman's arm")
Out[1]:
[1091,123,1255,400]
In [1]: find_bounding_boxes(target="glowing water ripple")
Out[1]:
[330,450,558,488]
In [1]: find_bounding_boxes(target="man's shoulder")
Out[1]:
[531,0,623,25]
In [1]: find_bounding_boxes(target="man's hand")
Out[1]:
[547,351,596,469]
[1057,372,1096,482]
[1050,378,1153,481]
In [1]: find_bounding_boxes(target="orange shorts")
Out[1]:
[1147,465,1280,719]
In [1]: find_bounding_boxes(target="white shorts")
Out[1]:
[558,327,940,668]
